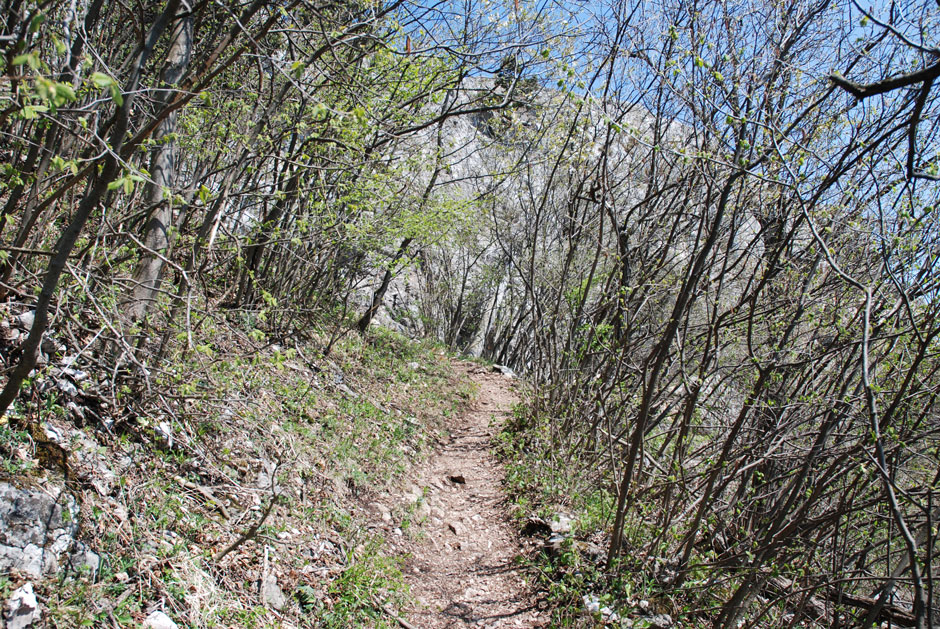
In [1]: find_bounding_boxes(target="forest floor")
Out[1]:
[388,362,546,628]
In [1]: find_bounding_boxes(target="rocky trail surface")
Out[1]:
[390,362,545,628]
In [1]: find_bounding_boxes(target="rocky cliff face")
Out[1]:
[366,78,679,366]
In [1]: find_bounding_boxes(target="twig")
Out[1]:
[212,493,276,563]
[213,462,280,563]
[380,602,419,629]
[172,474,231,520]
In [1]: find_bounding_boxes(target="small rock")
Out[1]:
[447,521,465,536]
[154,421,173,449]
[491,364,516,379]
[260,574,288,611]
[336,383,358,398]
[142,610,178,629]
[640,614,673,628]
[68,542,100,577]
[14,311,35,330]
[54,378,78,397]
[582,594,600,615]
[405,484,423,502]
[600,605,619,623]
[58,366,88,382]
[545,532,567,555]
[550,514,573,534]
[40,336,63,356]
[4,583,39,629]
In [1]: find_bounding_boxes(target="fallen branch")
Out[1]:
[827,588,918,627]
[213,462,280,563]
[172,474,231,520]
[380,602,419,629]
[766,575,918,627]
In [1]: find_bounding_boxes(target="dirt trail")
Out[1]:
[395,362,545,628]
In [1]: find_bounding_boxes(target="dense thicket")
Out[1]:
[0,0,558,404]
[2,0,939,626]
[472,1,940,626]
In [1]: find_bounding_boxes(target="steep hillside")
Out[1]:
[0,326,479,627]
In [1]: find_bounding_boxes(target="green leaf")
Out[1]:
[28,13,45,33]
[352,105,367,124]
[90,72,113,89]
[91,72,124,105]
[55,82,76,103]
[109,84,124,106]
[19,104,47,120]
[12,53,39,70]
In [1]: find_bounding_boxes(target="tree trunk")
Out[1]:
[357,237,413,333]
[0,0,181,417]
[125,11,193,322]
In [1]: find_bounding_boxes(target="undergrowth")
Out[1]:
[4,323,471,628]
[495,403,682,628]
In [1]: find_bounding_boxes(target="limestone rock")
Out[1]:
[154,421,174,449]
[414,500,431,520]
[491,364,516,379]
[260,574,288,610]
[0,483,78,577]
[582,594,600,615]
[550,513,573,534]
[40,335,63,356]
[4,583,39,629]
[14,311,34,330]
[142,610,178,629]
[68,542,100,577]
[627,614,673,628]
